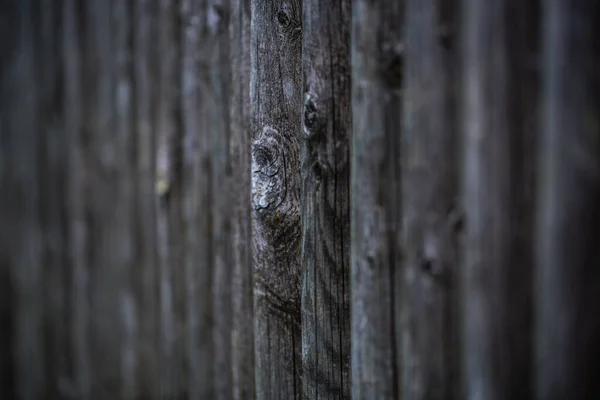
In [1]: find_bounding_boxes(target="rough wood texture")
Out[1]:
[535,0,600,398]
[251,0,303,398]
[401,0,458,398]
[229,0,256,398]
[460,0,540,399]
[351,0,404,398]
[301,0,351,398]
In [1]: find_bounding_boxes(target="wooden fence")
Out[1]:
[1,0,598,399]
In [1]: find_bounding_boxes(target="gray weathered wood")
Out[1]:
[535,0,600,398]
[63,0,92,396]
[230,0,256,398]
[1,1,46,397]
[132,0,160,396]
[351,0,404,398]
[301,0,351,398]
[208,0,235,398]
[155,0,185,396]
[401,0,458,398]
[460,0,540,398]
[251,0,303,398]
[80,0,134,396]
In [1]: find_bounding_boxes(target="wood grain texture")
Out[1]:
[460,0,540,398]
[301,0,351,398]
[351,1,405,398]
[535,0,600,398]
[229,0,256,398]
[251,0,303,398]
[401,0,459,398]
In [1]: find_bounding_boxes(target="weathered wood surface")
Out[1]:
[1,0,234,398]
[155,0,186,396]
[132,0,161,397]
[535,0,600,398]
[1,1,47,397]
[401,0,458,398]
[351,0,405,398]
[208,0,235,398]
[301,0,351,398]
[251,0,303,398]
[0,0,161,398]
[460,0,540,398]
[229,0,256,399]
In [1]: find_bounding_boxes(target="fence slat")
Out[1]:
[351,1,405,398]
[536,0,600,398]
[401,0,459,398]
[301,0,352,398]
[251,0,304,398]
[460,0,540,398]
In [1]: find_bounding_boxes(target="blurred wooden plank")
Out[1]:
[0,1,46,397]
[460,0,540,398]
[132,0,160,397]
[536,0,600,398]
[350,0,404,398]
[229,0,256,398]
[401,0,458,398]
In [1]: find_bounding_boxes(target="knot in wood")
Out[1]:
[303,93,319,137]
[252,127,288,218]
[276,2,301,39]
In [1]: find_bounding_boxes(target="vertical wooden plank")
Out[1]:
[179,0,215,397]
[208,0,235,399]
[536,0,600,398]
[155,0,181,396]
[251,0,303,398]
[401,0,458,398]
[0,3,18,397]
[0,0,46,397]
[460,0,540,398]
[132,0,160,397]
[229,0,256,398]
[112,1,138,397]
[301,0,351,398]
[63,0,92,396]
[81,0,119,394]
[351,0,404,398]
[37,0,73,397]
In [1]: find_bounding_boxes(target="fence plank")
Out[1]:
[154,0,183,396]
[351,0,405,398]
[536,0,600,398]
[251,0,304,398]
[208,0,235,398]
[460,0,540,398]
[132,0,160,396]
[401,0,459,398]
[229,0,256,398]
[301,0,351,398]
[1,1,46,397]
